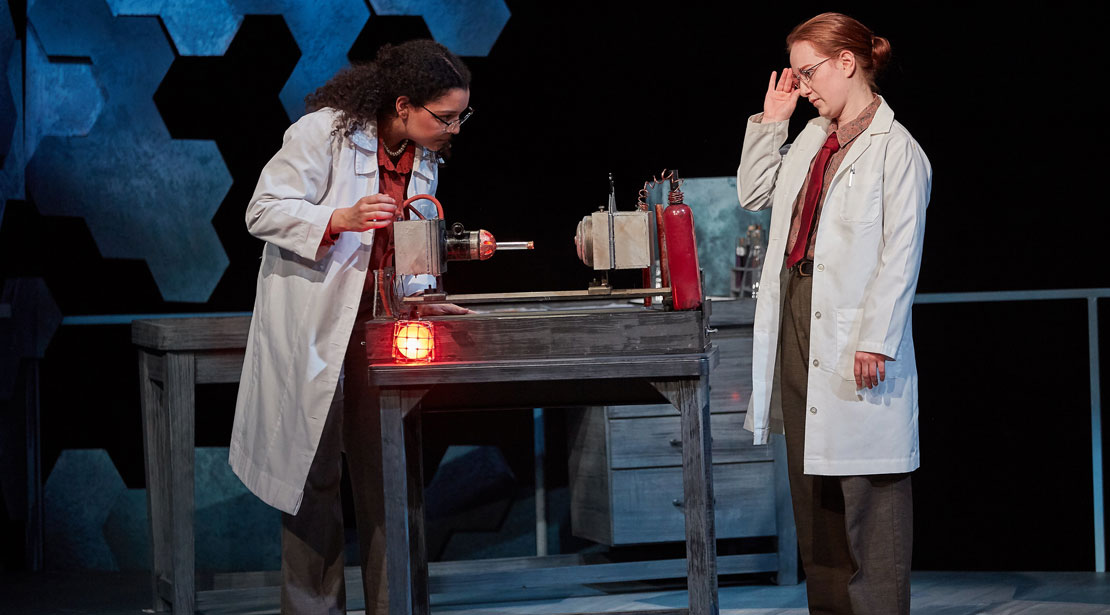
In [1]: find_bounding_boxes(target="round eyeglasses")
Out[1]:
[791,57,831,90]
[421,105,474,133]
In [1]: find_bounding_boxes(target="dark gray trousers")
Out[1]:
[280,341,389,615]
[778,267,913,615]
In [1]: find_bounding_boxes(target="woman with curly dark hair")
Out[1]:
[230,39,472,614]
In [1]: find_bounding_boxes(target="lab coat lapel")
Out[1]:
[832,131,873,183]
[831,96,895,183]
[410,147,436,196]
[350,127,379,244]
[351,128,379,178]
[775,119,830,227]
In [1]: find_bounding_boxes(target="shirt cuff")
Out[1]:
[320,216,340,247]
[749,111,787,125]
[857,340,897,360]
[751,427,770,446]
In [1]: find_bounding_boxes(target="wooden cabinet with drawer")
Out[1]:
[567,300,795,579]
[568,402,778,545]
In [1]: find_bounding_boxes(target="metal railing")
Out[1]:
[915,288,1108,571]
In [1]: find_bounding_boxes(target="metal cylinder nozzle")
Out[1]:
[496,241,534,250]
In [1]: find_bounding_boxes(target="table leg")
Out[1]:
[140,350,172,612]
[405,406,429,615]
[380,388,429,615]
[165,352,196,615]
[653,376,719,615]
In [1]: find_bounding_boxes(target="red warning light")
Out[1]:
[393,321,435,363]
[479,230,496,260]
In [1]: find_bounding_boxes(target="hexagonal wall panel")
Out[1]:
[26,0,232,302]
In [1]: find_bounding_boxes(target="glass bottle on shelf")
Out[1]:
[732,236,749,297]
[746,224,765,299]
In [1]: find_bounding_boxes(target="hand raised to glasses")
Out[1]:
[762,68,801,123]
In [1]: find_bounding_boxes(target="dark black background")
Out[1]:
[2,1,1108,572]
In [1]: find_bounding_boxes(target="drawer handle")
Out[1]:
[672,497,717,509]
[669,437,714,448]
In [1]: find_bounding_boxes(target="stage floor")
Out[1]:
[2,571,1109,614]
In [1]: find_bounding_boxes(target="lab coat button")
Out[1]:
[809,407,817,415]
[816,264,825,272]
[815,311,822,319]
[812,359,820,367]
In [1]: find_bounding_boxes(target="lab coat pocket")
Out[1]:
[838,170,882,224]
[835,308,862,380]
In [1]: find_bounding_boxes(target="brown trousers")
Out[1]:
[280,341,389,615]
[778,267,913,615]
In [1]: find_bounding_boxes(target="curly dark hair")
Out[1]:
[305,39,471,142]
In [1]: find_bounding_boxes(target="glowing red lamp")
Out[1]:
[392,320,435,363]
[479,230,496,260]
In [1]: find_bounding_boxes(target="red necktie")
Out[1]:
[786,131,840,269]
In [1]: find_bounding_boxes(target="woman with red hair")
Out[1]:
[738,12,931,614]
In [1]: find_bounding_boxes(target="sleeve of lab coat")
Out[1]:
[737,112,790,212]
[857,134,932,359]
[245,111,338,262]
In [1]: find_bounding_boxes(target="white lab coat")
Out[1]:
[229,109,439,514]
[737,96,931,475]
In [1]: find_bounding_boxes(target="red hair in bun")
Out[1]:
[787,13,891,91]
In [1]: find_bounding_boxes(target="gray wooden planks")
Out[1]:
[131,316,251,351]
[608,412,771,469]
[706,328,754,414]
[653,377,719,615]
[366,353,714,388]
[139,349,171,612]
[405,406,429,615]
[192,553,777,612]
[360,309,707,363]
[194,350,248,384]
[567,408,615,545]
[608,463,776,545]
[129,309,734,615]
[705,298,756,327]
[165,352,196,615]
[380,388,429,615]
[426,553,776,594]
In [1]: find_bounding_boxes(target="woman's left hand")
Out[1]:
[417,302,472,316]
[854,351,890,389]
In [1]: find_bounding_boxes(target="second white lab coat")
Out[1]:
[737,97,932,476]
[229,109,439,514]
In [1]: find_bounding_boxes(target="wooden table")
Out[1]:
[132,306,778,615]
[133,316,251,615]
[362,349,721,615]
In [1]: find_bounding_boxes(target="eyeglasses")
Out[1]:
[421,105,474,132]
[791,57,831,89]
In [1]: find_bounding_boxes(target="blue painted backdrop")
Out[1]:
[5,0,509,303]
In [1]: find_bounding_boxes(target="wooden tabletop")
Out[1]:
[131,316,251,351]
[367,348,718,387]
[127,297,752,353]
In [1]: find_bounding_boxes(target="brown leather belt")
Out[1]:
[791,260,814,277]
